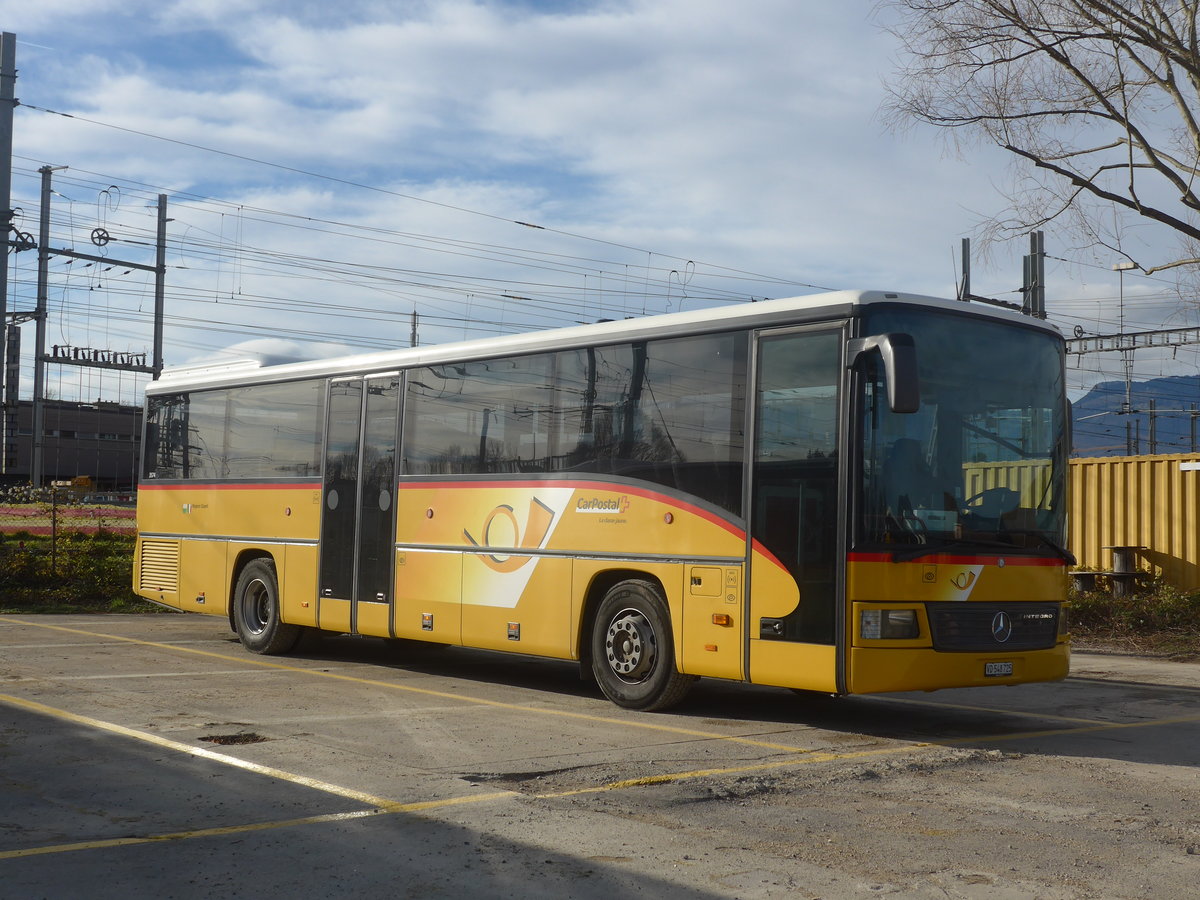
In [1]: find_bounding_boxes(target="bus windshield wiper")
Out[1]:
[891,533,1075,564]
[890,537,1013,563]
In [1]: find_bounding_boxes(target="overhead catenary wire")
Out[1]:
[13,103,1198,423]
[13,109,832,291]
[6,157,820,365]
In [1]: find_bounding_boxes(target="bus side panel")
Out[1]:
[356,602,391,637]
[178,539,230,617]
[461,555,573,657]
[395,482,747,561]
[282,543,319,628]
[393,548,463,644]
[680,564,744,680]
[136,483,322,618]
[746,545,836,691]
[320,598,351,634]
[748,641,837,693]
[395,480,750,672]
[137,483,320,542]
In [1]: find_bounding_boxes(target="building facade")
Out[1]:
[2,399,142,490]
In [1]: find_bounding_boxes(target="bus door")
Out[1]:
[747,326,845,693]
[318,374,400,635]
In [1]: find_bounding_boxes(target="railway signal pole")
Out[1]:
[30,165,168,485]
[0,33,16,472]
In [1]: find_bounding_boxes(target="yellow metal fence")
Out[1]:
[1069,453,1200,591]
[964,460,1052,508]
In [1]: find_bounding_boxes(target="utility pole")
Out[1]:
[0,33,16,473]
[32,165,65,486]
[1063,268,1200,456]
[1113,261,1137,414]
[153,194,167,377]
[1149,398,1157,455]
[31,167,166,485]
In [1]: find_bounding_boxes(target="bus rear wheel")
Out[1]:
[233,558,301,655]
[590,580,694,711]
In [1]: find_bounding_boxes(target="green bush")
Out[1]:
[0,533,156,612]
[0,482,55,504]
[1070,581,1200,631]
[1069,580,1200,657]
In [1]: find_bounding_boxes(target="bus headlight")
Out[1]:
[860,609,920,640]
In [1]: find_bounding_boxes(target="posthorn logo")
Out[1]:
[950,571,976,590]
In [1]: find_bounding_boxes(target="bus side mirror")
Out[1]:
[846,333,919,414]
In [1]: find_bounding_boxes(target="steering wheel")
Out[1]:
[962,487,1020,519]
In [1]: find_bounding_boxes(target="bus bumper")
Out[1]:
[847,641,1070,694]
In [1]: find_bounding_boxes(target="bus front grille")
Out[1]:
[139,540,180,593]
[926,603,1059,652]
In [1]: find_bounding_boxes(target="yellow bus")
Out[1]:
[134,290,1071,710]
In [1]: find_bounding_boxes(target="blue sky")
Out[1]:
[3,0,1197,408]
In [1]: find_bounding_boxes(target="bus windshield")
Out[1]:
[859,308,1068,559]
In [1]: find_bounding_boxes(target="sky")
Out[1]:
[3,0,1199,431]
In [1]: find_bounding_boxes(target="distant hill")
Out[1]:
[1072,375,1200,456]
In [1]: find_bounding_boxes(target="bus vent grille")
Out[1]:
[926,603,1059,652]
[139,540,180,593]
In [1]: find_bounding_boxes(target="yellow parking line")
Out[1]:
[6,618,1196,769]
[531,710,1200,800]
[0,690,918,861]
[937,711,1200,746]
[3,684,1197,861]
[534,742,930,800]
[0,692,403,809]
[0,810,386,860]
[874,694,1113,726]
[0,691,518,860]
[0,794,519,861]
[2,617,818,755]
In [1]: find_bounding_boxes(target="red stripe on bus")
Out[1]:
[138,482,318,491]
[397,477,747,538]
[847,551,1062,567]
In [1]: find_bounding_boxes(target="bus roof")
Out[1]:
[148,289,1061,395]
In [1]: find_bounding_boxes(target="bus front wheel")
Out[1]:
[233,558,301,655]
[590,580,694,711]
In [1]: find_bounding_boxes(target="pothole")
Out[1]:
[198,732,268,745]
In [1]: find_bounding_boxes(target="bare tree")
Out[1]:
[880,0,1200,275]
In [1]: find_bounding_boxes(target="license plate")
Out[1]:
[984,661,1014,677]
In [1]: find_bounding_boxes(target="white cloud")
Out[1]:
[7,0,1191,404]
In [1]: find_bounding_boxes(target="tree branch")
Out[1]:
[1004,142,1200,241]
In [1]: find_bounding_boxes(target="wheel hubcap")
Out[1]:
[243,579,270,634]
[605,609,656,683]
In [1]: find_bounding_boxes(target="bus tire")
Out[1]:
[233,558,301,655]
[590,579,694,711]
